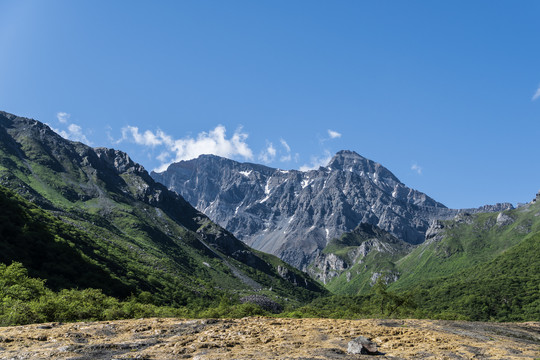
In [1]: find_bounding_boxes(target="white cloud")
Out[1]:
[156,151,170,163]
[280,154,292,162]
[300,151,332,171]
[280,138,291,152]
[50,112,92,145]
[119,125,254,171]
[54,123,92,145]
[279,138,293,162]
[120,126,167,147]
[328,129,342,139]
[532,84,540,101]
[57,112,70,124]
[170,125,253,162]
[411,163,422,175]
[259,142,277,163]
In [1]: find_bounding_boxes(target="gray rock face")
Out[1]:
[151,151,513,270]
[309,253,349,285]
[496,212,515,227]
[308,223,412,286]
[347,336,377,354]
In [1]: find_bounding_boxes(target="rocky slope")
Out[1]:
[308,223,413,294]
[152,151,512,269]
[0,317,538,359]
[0,110,325,305]
[308,195,540,300]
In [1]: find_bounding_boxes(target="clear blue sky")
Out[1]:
[1,0,539,208]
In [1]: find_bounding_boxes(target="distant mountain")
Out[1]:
[151,151,512,269]
[0,111,325,306]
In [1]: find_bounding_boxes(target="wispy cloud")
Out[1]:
[280,138,291,153]
[57,112,70,124]
[156,151,170,163]
[411,163,422,175]
[328,129,342,139]
[54,123,92,145]
[532,84,540,101]
[300,151,332,171]
[280,154,292,162]
[259,142,277,163]
[279,138,293,162]
[120,126,169,147]
[119,125,254,172]
[50,112,92,145]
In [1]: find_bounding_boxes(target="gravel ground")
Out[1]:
[0,317,538,359]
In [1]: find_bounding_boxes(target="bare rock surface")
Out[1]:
[1,318,539,359]
[348,335,378,354]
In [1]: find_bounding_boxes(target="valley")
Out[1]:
[0,110,538,333]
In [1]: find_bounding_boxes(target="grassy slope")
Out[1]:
[409,228,540,321]
[0,112,325,308]
[393,202,540,290]
[0,185,133,297]
[301,201,539,320]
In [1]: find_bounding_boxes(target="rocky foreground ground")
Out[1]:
[0,317,538,359]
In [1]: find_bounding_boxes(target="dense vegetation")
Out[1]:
[408,230,540,321]
[291,228,539,322]
[0,262,283,326]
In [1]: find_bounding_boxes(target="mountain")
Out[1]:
[151,151,512,269]
[307,197,540,298]
[0,111,325,307]
[295,198,540,321]
[393,197,540,291]
[393,199,540,321]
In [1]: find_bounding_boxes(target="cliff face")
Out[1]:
[152,151,512,269]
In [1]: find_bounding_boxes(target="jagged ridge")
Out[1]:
[152,151,512,269]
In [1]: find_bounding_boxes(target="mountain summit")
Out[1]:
[152,151,511,269]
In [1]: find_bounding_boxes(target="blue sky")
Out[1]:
[1,1,539,208]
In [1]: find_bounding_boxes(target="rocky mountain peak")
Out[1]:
[152,152,455,269]
[326,150,401,187]
[326,150,366,169]
[326,150,369,171]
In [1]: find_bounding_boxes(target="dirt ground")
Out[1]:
[0,317,538,359]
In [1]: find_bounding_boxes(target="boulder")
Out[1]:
[347,335,377,354]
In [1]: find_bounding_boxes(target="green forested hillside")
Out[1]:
[300,201,540,321]
[0,111,325,325]
[0,185,133,297]
[394,203,540,289]
[408,224,540,321]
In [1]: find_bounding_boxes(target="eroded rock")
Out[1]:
[347,335,378,354]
